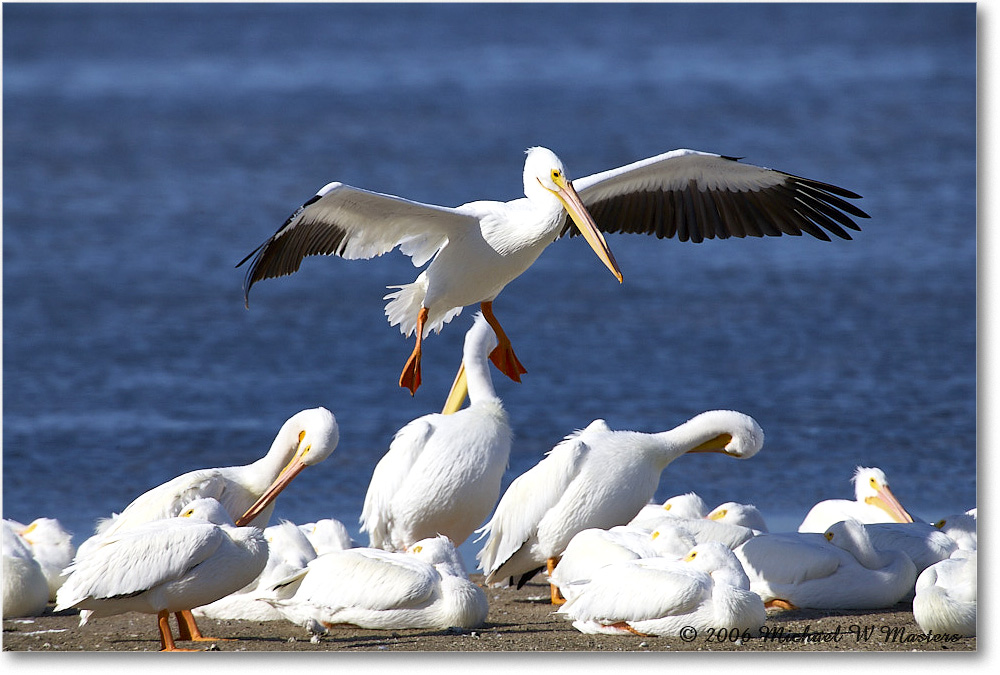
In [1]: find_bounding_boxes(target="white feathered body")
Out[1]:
[912,550,976,637]
[266,536,488,631]
[559,542,765,636]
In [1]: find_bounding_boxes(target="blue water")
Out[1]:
[2,3,976,561]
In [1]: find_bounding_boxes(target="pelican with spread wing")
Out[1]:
[239,147,868,395]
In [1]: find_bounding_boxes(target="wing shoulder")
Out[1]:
[238,183,479,301]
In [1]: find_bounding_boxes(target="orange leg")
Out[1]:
[399,307,429,395]
[547,557,566,605]
[174,609,231,642]
[157,610,199,652]
[765,599,798,611]
[480,301,527,383]
[609,621,650,637]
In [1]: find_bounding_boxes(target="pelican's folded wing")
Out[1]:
[293,548,439,612]
[238,182,479,303]
[562,149,869,243]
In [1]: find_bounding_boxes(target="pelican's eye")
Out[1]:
[413,545,423,553]
[683,550,697,562]
[824,531,834,541]
[651,531,660,540]
[869,477,878,488]
[933,519,946,529]
[550,169,562,183]
[181,508,195,518]
[298,430,307,444]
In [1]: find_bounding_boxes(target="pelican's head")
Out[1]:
[180,498,234,526]
[852,467,913,524]
[684,410,765,459]
[523,147,623,283]
[236,408,339,527]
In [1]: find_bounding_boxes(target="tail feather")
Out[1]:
[383,273,463,337]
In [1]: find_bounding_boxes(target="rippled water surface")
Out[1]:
[3,3,976,554]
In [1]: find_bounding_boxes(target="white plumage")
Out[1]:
[239,147,867,395]
[558,541,766,637]
[912,550,976,637]
[193,519,318,622]
[4,517,75,602]
[627,492,709,529]
[797,466,913,533]
[361,312,512,551]
[55,498,268,651]
[735,518,916,610]
[265,535,488,632]
[476,410,763,601]
[86,407,338,546]
[2,520,50,618]
[706,502,769,532]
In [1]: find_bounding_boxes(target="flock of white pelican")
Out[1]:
[4,147,976,647]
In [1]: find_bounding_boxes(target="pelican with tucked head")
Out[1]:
[239,147,868,395]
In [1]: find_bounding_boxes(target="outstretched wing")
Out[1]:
[237,182,479,304]
[561,150,869,243]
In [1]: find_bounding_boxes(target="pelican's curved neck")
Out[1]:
[248,421,302,489]
[650,412,735,469]
[464,325,498,405]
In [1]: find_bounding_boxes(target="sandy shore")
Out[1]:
[2,575,975,654]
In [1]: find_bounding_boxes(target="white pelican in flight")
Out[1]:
[475,409,763,603]
[797,466,914,533]
[557,542,766,637]
[265,535,488,632]
[88,407,339,542]
[912,550,977,637]
[55,498,269,651]
[734,518,916,610]
[361,312,512,551]
[238,147,869,395]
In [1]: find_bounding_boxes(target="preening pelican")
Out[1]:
[193,519,318,622]
[2,520,49,618]
[88,407,338,543]
[6,517,76,601]
[797,466,913,533]
[734,518,916,610]
[265,535,488,632]
[55,498,268,651]
[557,542,766,637]
[238,147,868,395]
[475,410,763,603]
[912,550,976,637]
[361,312,512,551]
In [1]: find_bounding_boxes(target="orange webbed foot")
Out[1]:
[489,343,527,383]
